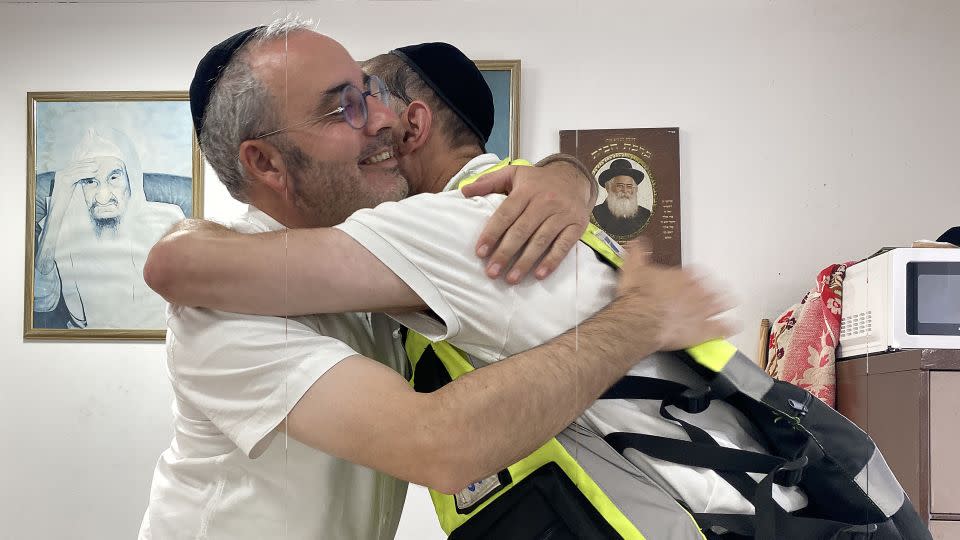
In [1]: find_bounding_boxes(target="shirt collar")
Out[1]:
[442,153,503,192]
[243,205,287,232]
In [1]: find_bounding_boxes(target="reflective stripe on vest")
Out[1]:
[405,335,651,538]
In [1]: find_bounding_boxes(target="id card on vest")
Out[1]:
[454,470,511,514]
[590,227,625,258]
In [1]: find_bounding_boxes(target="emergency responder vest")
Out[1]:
[403,158,929,540]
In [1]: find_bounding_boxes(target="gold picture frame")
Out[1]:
[25,91,203,341]
[474,60,521,159]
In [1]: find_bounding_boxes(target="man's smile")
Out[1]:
[359,148,395,166]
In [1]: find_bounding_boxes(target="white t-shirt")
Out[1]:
[140,207,408,540]
[335,153,807,516]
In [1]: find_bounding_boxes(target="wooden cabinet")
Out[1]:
[930,520,960,540]
[837,349,960,532]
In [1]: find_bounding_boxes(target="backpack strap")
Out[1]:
[694,509,878,540]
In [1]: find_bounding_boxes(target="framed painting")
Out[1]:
[475,60,520,159]
[24,91,203,340]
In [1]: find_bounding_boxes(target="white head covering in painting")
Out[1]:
[54,127,183,329]
[74,127,147,219]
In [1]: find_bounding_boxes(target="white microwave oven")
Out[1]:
[837,248,960,359]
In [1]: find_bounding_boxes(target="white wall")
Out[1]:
[1,1,957,539]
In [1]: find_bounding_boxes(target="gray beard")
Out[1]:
[606,194,639,219]
[90,214,122,238]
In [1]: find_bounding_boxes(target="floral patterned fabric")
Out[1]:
[765,263,852,408]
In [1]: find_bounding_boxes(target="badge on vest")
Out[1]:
[592,228,625,258]
[454,469,512,514]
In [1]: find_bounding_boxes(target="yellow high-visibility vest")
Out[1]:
[403,158,717,539]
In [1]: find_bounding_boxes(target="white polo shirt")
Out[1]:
[140,207,408,540]
[334,154,807,516]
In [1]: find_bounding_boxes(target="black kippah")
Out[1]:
[189,26,264,138]
[390,42,494,144]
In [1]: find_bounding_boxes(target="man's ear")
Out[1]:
[238,139,288,196]
[398,100,433,155]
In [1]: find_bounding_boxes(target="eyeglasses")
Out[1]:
[252,75,390,139]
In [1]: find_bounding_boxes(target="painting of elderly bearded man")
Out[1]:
[25,93,202,340]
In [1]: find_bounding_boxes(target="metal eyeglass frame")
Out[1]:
[251,75,389,139]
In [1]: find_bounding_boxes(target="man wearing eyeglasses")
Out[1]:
[139,20,731,540]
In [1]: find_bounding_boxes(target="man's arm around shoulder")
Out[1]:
[144,218,424,315]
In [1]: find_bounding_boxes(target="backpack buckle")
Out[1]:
[773,455,808,487]
[670,386,712,414]
[787,393,813,418]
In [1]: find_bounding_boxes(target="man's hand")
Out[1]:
[35,242,58,276]
[461,158,595,284]
[612,241,739,351]
[53,159,97,196]
[36,160,97,274]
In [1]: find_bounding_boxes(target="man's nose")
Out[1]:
[94,183,114,203]
[363,94,399,137]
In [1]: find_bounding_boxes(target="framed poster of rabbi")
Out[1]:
[559,128,681,266]
[25,91,203,340]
